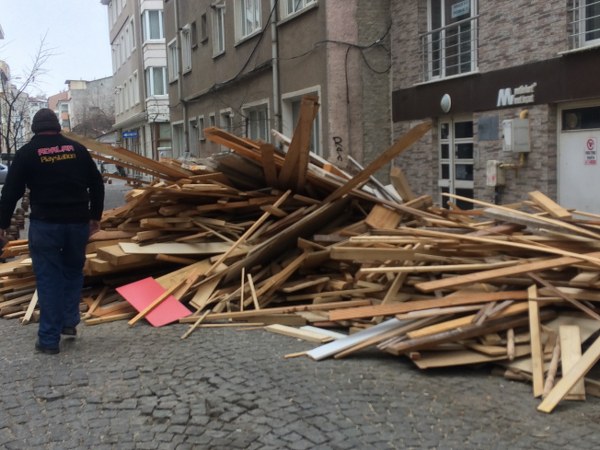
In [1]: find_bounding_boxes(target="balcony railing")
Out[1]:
[420,15,478,82]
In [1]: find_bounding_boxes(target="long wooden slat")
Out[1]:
[559,325,586,400]
[329,290,529,321]
[415,252,600,292]
[528,285,545,398]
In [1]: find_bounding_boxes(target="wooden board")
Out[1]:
[119,242,238,255]
[559,325,586,400]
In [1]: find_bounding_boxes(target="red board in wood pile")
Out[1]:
[116,277,192,327]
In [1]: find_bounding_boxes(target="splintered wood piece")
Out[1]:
[20,290,38,325]
[260,143,278,186]
[528,285,545,398]
[559,325,586,400]
[538,334,600,413]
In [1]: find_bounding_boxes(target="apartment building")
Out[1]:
[162,0,391,175]
[101,0,171,160]
[391,0,600,213]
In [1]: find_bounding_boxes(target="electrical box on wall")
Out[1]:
[486,160,505,187]
[502,118,530,153]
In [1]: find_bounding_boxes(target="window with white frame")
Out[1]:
[189,118,199,153]
[145,67,167,96]
[209,113,216,128]
[421,0,477,81]
[133,71,140,105]
[167,39,179,81]
[243,103,269,141]
[212,3,226,56]
[569,0,600,48]
[181,25,193,73]
[130,18,136,51]
[282,0,316,18]
[142,10,164,41]
[236,0,261,40]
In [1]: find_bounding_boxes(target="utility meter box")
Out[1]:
[486,160,505,187]
[502,118,530,153]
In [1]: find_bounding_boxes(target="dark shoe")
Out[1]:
[61,327,77,338]
[35,342,59,355]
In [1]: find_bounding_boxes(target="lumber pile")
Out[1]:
[1,95,599,413]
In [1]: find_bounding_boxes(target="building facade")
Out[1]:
[391,0,600,213]
[162,0,391,176]
[101,0,171,160]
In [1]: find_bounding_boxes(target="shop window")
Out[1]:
[421,0,478,82]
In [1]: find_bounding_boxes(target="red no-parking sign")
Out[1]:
[585,137,597,165]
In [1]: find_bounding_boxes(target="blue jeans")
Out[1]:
[29,220,89,348]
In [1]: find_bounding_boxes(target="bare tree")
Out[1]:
[0,35,53,163]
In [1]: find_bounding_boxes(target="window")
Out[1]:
[198,116,206,140]
[220,109,234,133]
[569,0,600,48]
[282,0,316,18]
[209,113,216,128]
[236,0,261,40]
[181,25,192,73]
[145,67,167,96]
[191,21,199,48]
[200,14,209,43]
[421,0,477,81]
[212,4,226,56]
[142,10,164,41]
[244,104,269,141]
[438,118,474,209]
[167,39,179,81]
[562,106,600,130]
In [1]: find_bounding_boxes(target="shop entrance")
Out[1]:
[558,104,600,214]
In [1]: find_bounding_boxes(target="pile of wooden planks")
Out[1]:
[1,95,599,412]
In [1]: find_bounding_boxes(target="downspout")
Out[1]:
[270,0,281,133]
[174,0,189,155]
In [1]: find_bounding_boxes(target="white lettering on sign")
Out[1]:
[496,82,537,107]
[585,137,597,165]
[451,0,470,18]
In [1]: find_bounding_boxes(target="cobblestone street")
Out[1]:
[1,182,599,450]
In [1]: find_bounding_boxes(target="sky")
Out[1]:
[0,0,113,97]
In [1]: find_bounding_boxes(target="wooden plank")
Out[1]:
[324,121,432,202]
[181,299,372,323]
[307,318,406,361]
[278,95,319,191]
[389,165,416,201]
[412,345,530,369]
[119,242,237,255]
[559,325,586,400]
[260,143,278,186]
[528,190,572,219]
[264,324,334,344]
[329,290,529,321]
[528,285,545,398]
[538,334,600,413]
[365,204,403,229]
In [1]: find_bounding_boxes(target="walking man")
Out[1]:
[0,108,105,354]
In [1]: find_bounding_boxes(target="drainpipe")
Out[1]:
[270,0,281,133]
[174,0,189,156]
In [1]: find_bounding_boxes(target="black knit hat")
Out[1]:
[31,108,61,133]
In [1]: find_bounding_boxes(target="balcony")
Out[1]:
[420,15,478,83]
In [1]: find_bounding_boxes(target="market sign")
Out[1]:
[496,82,537,108]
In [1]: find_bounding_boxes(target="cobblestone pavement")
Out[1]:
[1,181,599,450]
